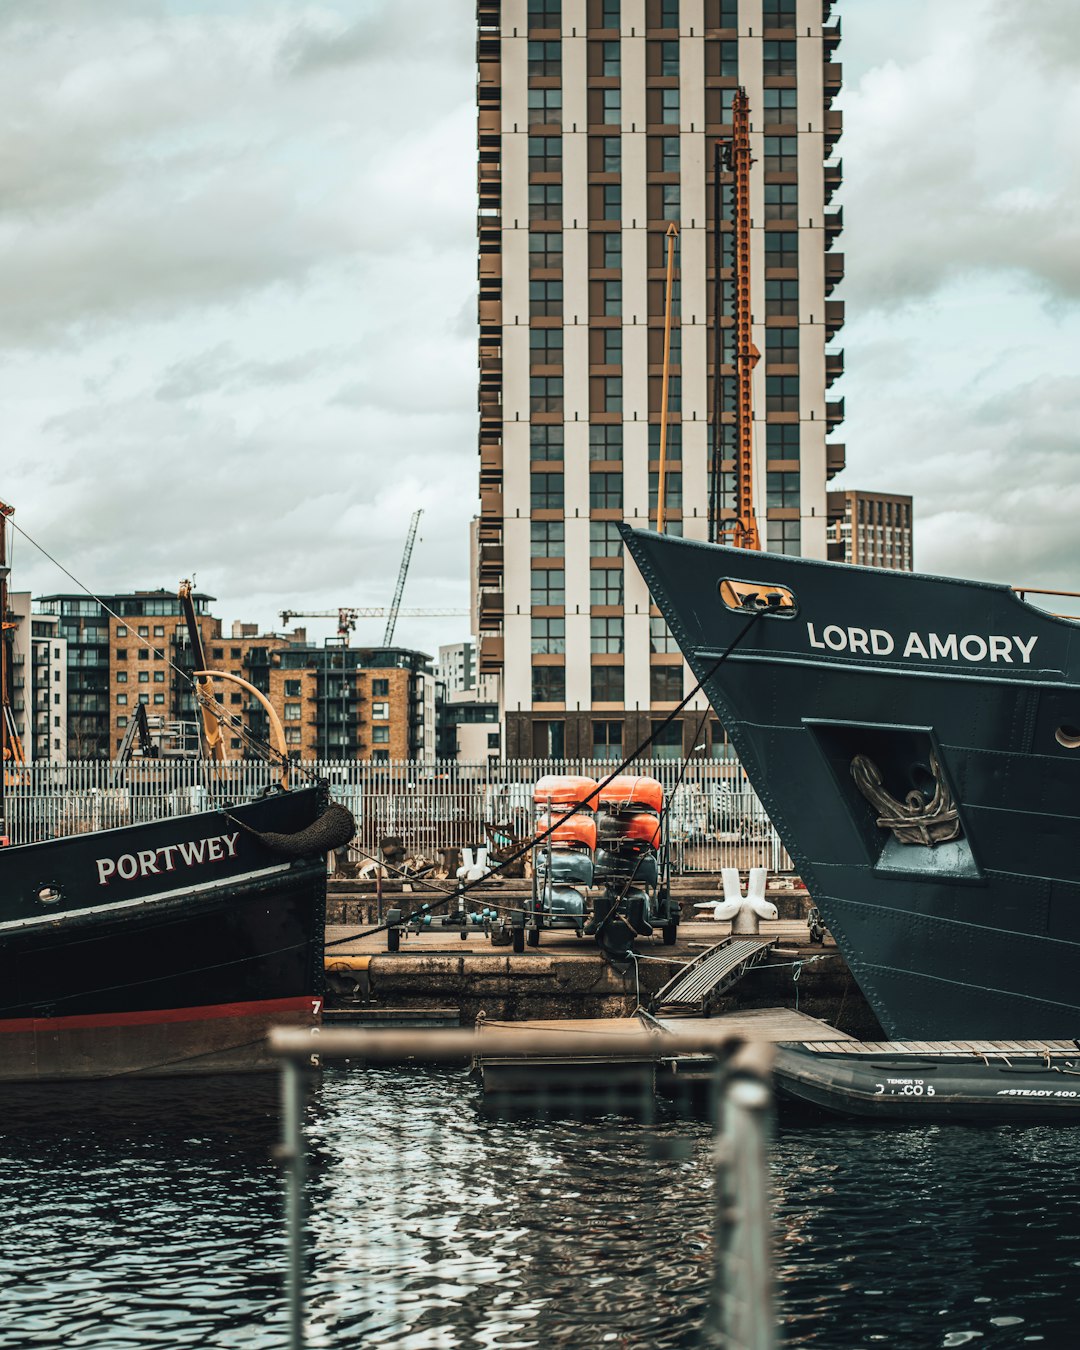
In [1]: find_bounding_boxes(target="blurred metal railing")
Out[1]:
[3,758,792,874]
[269,1026,777,1350]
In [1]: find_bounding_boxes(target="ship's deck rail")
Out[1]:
[1012,585,1080,621]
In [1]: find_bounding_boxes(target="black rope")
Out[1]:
[326,608,763,947]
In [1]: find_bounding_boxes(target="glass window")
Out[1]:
[528,87,563,122]
[591,665,624,701]
[763,87,797,125]
[530,327,564,361]
[116,626,127,637]
[662,183,680,221]
[648,423,682,460]
[116,715,128,727]
[602,0,620,26]
[660,88,679,125]
[765,278,799,315]
[603,184,621,220]
[590,521,624,556]
[661,136,679,172]
[154,625,165,638]
[591,616,624,653]
[531,617,566,654]
[602,328,622,364]
[531,568,566,605]
[116,670,128,683]
[649,470,683,510]
[660,0,679,27]
[764,230,798,268]
[116,692,128,706]
[603,375,622,411]
[766,423,800,460]
[602,232,622,267]
[528,0,561,27]
[138,671,149,683]
[603,280,621,315]
[763,0,796,23]
[766,375,799,411]
[528,135,562,172]
[529,182,563,220]
[718,39,738,76]
[589,425,623,460]
[650,616,678,653]
[372,726,390,744]
[531,472,564,509]
[590,567,624,605]
[767,470,800,508]
[528,39,561,76]
[651,665,683,702]
[764,183,798,221]
[532,665,566,702]
[153,692,165,705]
[593,720,623,759]
[602,40,620,75]
[602,135,621,172]
[764,135,797,173]
[660,40,679,75]
[137,626,149,637]
[531,520,566,556]
[530,375,564,412]
[767,519,801,556]
[371,700,390,720]
[153,670,165,682]
[763,40,796,77]
[590,471,623,508]
[602,88,621,125]
[372,679,389,696]
[765,326,799,364]
[529,230,563,267]
[531,424,565,460]
[530,279,563,315]
[650,719,683,758]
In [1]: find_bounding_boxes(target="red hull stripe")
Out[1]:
[0,995,318,1034]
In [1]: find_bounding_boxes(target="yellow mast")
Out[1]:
[656,222,680,535]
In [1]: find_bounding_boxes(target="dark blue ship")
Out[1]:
[621,526,1080,1041]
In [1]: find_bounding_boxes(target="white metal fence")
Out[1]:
[2,758,792,873]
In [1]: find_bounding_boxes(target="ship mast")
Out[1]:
[715,87,761,551]
[0,498,13,842]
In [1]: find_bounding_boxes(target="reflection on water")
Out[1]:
[1,1068,1078,1347]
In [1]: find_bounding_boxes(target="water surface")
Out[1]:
[1,1069,1076,1347]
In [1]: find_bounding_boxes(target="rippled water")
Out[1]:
[1,1069,1078,1348]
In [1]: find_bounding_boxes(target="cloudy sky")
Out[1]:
[2,0,1078,652]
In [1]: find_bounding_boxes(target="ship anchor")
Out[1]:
[850,752,961,847]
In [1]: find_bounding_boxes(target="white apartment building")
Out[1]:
[476,0,844,758]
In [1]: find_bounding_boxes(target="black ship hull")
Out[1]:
[0,786,329,1080]
[622,527,1080,1041]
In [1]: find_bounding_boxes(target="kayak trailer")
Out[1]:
[774,1038,1080,1122]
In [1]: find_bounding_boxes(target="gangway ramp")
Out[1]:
[651,935,775,1016]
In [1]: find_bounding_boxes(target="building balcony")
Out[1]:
[825,349,844,386]
[478,634,504,674]
[824,109,843,152]
[826,399,845,431]
[825,252,845,291]
[826,443,846,480]
[825,206,843,244]
[477,590,504,632]
[825,299,845,339]
[824,158,843,202]
[824,62,842,97]
[823,16,842,53]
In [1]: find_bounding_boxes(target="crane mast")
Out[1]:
[383,509,423,646]
[714,87,761,551]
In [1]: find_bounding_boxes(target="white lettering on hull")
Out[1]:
[804,624,1038,666]
[96,831,241,886]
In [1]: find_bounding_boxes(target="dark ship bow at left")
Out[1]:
[0,785,352,1081]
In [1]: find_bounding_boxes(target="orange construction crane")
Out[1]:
[713,87,761,551]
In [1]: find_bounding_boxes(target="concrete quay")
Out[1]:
[322,912,883,1041]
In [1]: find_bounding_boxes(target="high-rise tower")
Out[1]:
[475,0,844,759]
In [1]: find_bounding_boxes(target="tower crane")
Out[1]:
[383,508,422,645]
[278,607,468,641]
[711,86,761,551]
